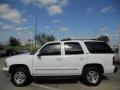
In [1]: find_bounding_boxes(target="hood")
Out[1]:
[6,53,33,63]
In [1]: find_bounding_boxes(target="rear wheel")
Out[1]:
[11,67,32,86]
[82,67,102,86]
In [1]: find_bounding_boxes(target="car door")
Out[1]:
[32,42,63,76]
[62,42,87,75]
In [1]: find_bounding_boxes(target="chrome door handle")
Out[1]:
[57,58,62,61]
[80,57,84,60]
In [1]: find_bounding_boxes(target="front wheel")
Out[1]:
[82,67,102,86]
[11,67,32,86]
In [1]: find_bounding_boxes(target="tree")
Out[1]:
[35,33,56,45]
[96,35,109,43]
[9,36,20,46]
[61,38,71,41]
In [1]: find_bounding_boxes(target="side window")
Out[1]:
[40,43,61,55]
[64,42,84,55]
[85,42,113,53]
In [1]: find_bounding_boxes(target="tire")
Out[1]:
[10,67,32,86]
[82,66,102,86]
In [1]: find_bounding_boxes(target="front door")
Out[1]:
[33,43,62,76]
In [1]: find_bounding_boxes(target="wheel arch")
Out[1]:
[9,64,31,75]
[82,63,104,74]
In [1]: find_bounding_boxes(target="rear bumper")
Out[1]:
[2,67,9,77]
[104,66,115,73]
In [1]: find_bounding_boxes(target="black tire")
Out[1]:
[10,67,32,86]
[82,66,102,86]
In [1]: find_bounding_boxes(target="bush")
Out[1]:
[9,37,20,46]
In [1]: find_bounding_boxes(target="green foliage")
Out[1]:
[1,44,37,52]
[9,36,20,46]
[97,35,109,43]
[61,38,71,41]
[35,33,56,45]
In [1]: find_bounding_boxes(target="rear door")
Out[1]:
[62,42,87,75]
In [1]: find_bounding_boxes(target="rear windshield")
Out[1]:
[85,42,114,54]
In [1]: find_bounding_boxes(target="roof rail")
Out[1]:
[61,38,96,41]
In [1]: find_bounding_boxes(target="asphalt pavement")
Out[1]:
[0,57,120,90]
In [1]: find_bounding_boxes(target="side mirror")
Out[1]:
[37,52,41,57]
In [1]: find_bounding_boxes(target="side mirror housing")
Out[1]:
[37,52,41,57]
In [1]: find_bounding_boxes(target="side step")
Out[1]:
[33,75,80,80]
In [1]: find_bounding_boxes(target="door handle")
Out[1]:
[57,58,62,61]
[80,57,85,60]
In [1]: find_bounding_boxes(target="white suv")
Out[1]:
[3,40,117,86]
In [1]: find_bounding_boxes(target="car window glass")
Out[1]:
[85,42,113,53]
[40,43,61,55]
[64,42,84,55]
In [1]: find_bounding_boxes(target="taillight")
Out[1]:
[113,56,115,65]
[113,56,118,65]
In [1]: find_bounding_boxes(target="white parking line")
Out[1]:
[32,83,61,90]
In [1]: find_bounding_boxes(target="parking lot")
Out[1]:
[0,57,120,90]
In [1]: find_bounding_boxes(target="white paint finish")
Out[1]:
[32,42,63,76]
[3,40,115,78]
[32,55,63,76]
[5,54,33,74]
[104,66,115,73]
[62,54,87,75]
[61,41,88,75]
[87,54,114,66]
[2,67,9,71]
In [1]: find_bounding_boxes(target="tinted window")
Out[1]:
[40,43,61,55]
[64,42,84,55]
[85,42,113,53]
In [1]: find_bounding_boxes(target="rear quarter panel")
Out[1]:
[87,54,115,73]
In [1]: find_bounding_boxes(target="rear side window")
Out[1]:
[64,42,84,55]
[85,42,113,53]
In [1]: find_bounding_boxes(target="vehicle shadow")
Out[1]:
[33,79,78,84]
[32,75,110,85]
[102,75,109,80]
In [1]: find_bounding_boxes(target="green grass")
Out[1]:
[0,45,38,52]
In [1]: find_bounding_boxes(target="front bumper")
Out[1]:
[2,67,9,77]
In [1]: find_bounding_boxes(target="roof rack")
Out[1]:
[61,38,96,41]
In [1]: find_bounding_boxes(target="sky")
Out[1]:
[0,0,120,44]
